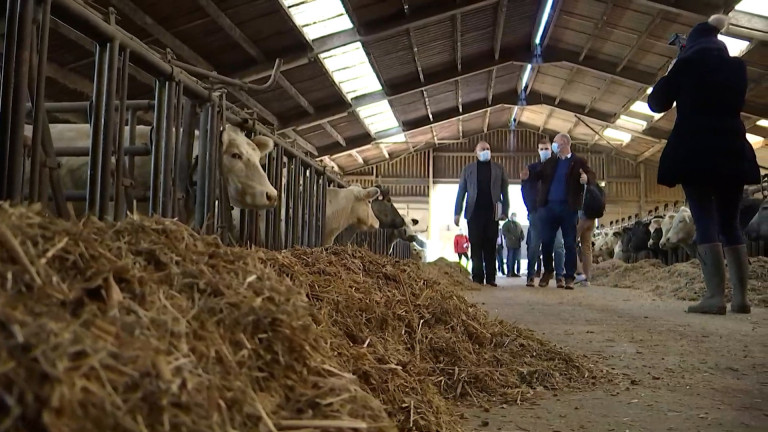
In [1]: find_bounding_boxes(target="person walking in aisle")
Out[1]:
[502,212,525,277]
[453,229,470,268]
[455,141,510,287]
[521,133,596,290]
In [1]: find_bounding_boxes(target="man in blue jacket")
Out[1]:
[454,141,510,286]
[522,137,565,287]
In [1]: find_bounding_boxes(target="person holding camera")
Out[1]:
[648,14,761,315]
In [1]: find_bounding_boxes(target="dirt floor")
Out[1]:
[460,276,768,432]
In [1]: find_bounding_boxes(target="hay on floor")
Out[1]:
[0,204,609,432]
[592,257,768,307]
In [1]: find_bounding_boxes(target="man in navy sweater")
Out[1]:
[522,138,565,287]
[521,133,596,290]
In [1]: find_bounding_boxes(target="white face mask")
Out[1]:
[539,149,551,162]
[477,149,491,162]
[552,142,559,154]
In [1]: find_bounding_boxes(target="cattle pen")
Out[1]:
[1,1,767,432]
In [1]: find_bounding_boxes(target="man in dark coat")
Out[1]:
[454,141,510,287]
[521,133,596,290]
[648,14,761,315]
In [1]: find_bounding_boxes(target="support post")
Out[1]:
[149,79,167,216]
[0,0,21,199]
[194,103,211,230]
[160,79,177,218]
[114,48,130,221]
[86,42,108,216]
[98,39,120,220]
[30,0,53,204]
[639,162,646,216]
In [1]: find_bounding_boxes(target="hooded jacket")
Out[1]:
[648,15,760,188]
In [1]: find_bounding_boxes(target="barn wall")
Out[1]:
[343,128,685,225]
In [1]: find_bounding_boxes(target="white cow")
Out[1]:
[22,123,278,219]
[323,185,380,246]
[594,229,621,262]
[659,206,696,256]
[409,242,426,262]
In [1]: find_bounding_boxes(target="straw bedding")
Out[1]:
[420,257,475,290]
[0,205,608,432]
[592,257,768,307]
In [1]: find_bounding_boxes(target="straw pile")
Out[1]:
[0,204,393,432]
[592,257,768,307]
[262,247,609,431]
[0,205,609,432]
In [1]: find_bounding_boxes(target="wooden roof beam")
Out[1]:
[493,0,508,60]
[580,0,614,61]
[483,108,491,133]
[235,0,500,82]
[617,11,663,72]
[322,122,346,146]
[636,143,664,162]
[283,129,318,155]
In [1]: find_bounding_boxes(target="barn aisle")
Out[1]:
[462,279,768,432]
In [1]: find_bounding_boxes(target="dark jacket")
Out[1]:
[647,32,760,188]
[501,219,525,249]
[455,161,510,221]
[528,153,597,212]
[521,161,542,212]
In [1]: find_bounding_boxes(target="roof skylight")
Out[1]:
[356,101,400,134]
[283,0,354,40]
[734,0,768,18]
[603,128,633,143]
[616,115,648,131]
[629,101,663,119]
[756,119,768,127]
[378,133,407,143]
[746,133,764,146]
[718,34,751,57]
[318,42,383,99]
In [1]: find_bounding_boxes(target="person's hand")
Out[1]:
[521,167,529,180]
[579,169,588,185]
[454,215,460,226]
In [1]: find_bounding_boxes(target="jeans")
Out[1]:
[682,184,745,247]
[528,210,564,278]
[468,215,499,283]
[507,248,521,275]
[496,248,505,274]
[554,228,565,279]
[526,211,542,277]
[540,202,578,280]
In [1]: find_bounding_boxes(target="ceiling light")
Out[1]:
[629,101,663,119]
[646,87,653,95]
[520,64,533,90]
[746,133,764,146]
[283,0,353,40]
[534,0,555,45]
[756,119,768,127]
[603,128,633,143]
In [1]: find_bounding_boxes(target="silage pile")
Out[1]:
[592,258,768,307]
[0,205,609,432]
[262,247,609,430]
[421,257,475,290]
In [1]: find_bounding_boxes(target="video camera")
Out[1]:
[668,33,687,55]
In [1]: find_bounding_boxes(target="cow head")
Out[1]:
[629,221,652,253]
[370,184,406,229]
[220,124,278,210]
[745,199,768,241]
[647,216,665,249]
[347,185,381,230]
[660,207,695,249]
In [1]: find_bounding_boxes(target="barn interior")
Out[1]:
[1,0,768,431]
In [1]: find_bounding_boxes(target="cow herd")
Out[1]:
[21,123,427,256]
[591,184,768,265]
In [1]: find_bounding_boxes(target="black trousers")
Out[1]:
[468,214,498,283]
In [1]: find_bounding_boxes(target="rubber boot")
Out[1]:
[687,243,727,315]
[724,245,751,314]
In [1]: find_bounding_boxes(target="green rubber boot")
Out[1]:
[687,243,727,315]
[724,245,751,314]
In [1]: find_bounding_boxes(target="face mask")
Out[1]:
[477,150,491,162]
[538,149,551,162]
[552,142,559,154]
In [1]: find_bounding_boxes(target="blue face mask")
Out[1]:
[539,149,551,162]
[552,142,559,154]
[477,149,491,162]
